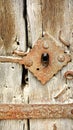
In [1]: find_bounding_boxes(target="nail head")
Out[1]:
[57,55,65,62]
[43,41,49,49]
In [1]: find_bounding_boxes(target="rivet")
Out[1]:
[43,41,49,49]
[57,55,65,62]
[71,109,73,114]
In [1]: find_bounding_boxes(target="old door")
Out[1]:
[0,0,73,130]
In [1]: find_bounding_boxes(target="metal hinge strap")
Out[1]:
[0,34,71,84]
[0,103,73,120]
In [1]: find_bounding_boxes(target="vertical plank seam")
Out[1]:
[41,0,44,37]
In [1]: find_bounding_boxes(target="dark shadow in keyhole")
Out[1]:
[36,68,39,70]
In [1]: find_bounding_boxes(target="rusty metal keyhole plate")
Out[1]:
[25,34,71,84]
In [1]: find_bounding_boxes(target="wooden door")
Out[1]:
[0,0,73,130]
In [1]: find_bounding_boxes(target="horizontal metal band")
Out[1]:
[0,104,73,120]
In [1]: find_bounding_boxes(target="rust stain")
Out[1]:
[53,124,57,130]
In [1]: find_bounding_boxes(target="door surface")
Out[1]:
[0,0,73,130]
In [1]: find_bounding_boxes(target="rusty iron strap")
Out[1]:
[0,104,73,120]
[64,71,73,80]
[0,34,71,84]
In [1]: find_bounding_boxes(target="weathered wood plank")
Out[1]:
[0,0,28,130]
[27,0,73,130]
[0,104,73,119]
[0,120,25,130]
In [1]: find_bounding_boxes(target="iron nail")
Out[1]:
[64,71,73,80]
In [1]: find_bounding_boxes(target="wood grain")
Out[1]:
[0,0,28,130]
[27,0,73,130]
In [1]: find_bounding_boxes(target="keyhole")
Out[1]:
[41,53,49,67]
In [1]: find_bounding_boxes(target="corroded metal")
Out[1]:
[64,71,73,80]
[0,34,71,84]
[0,104,73,119]
[24,34,71,84]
